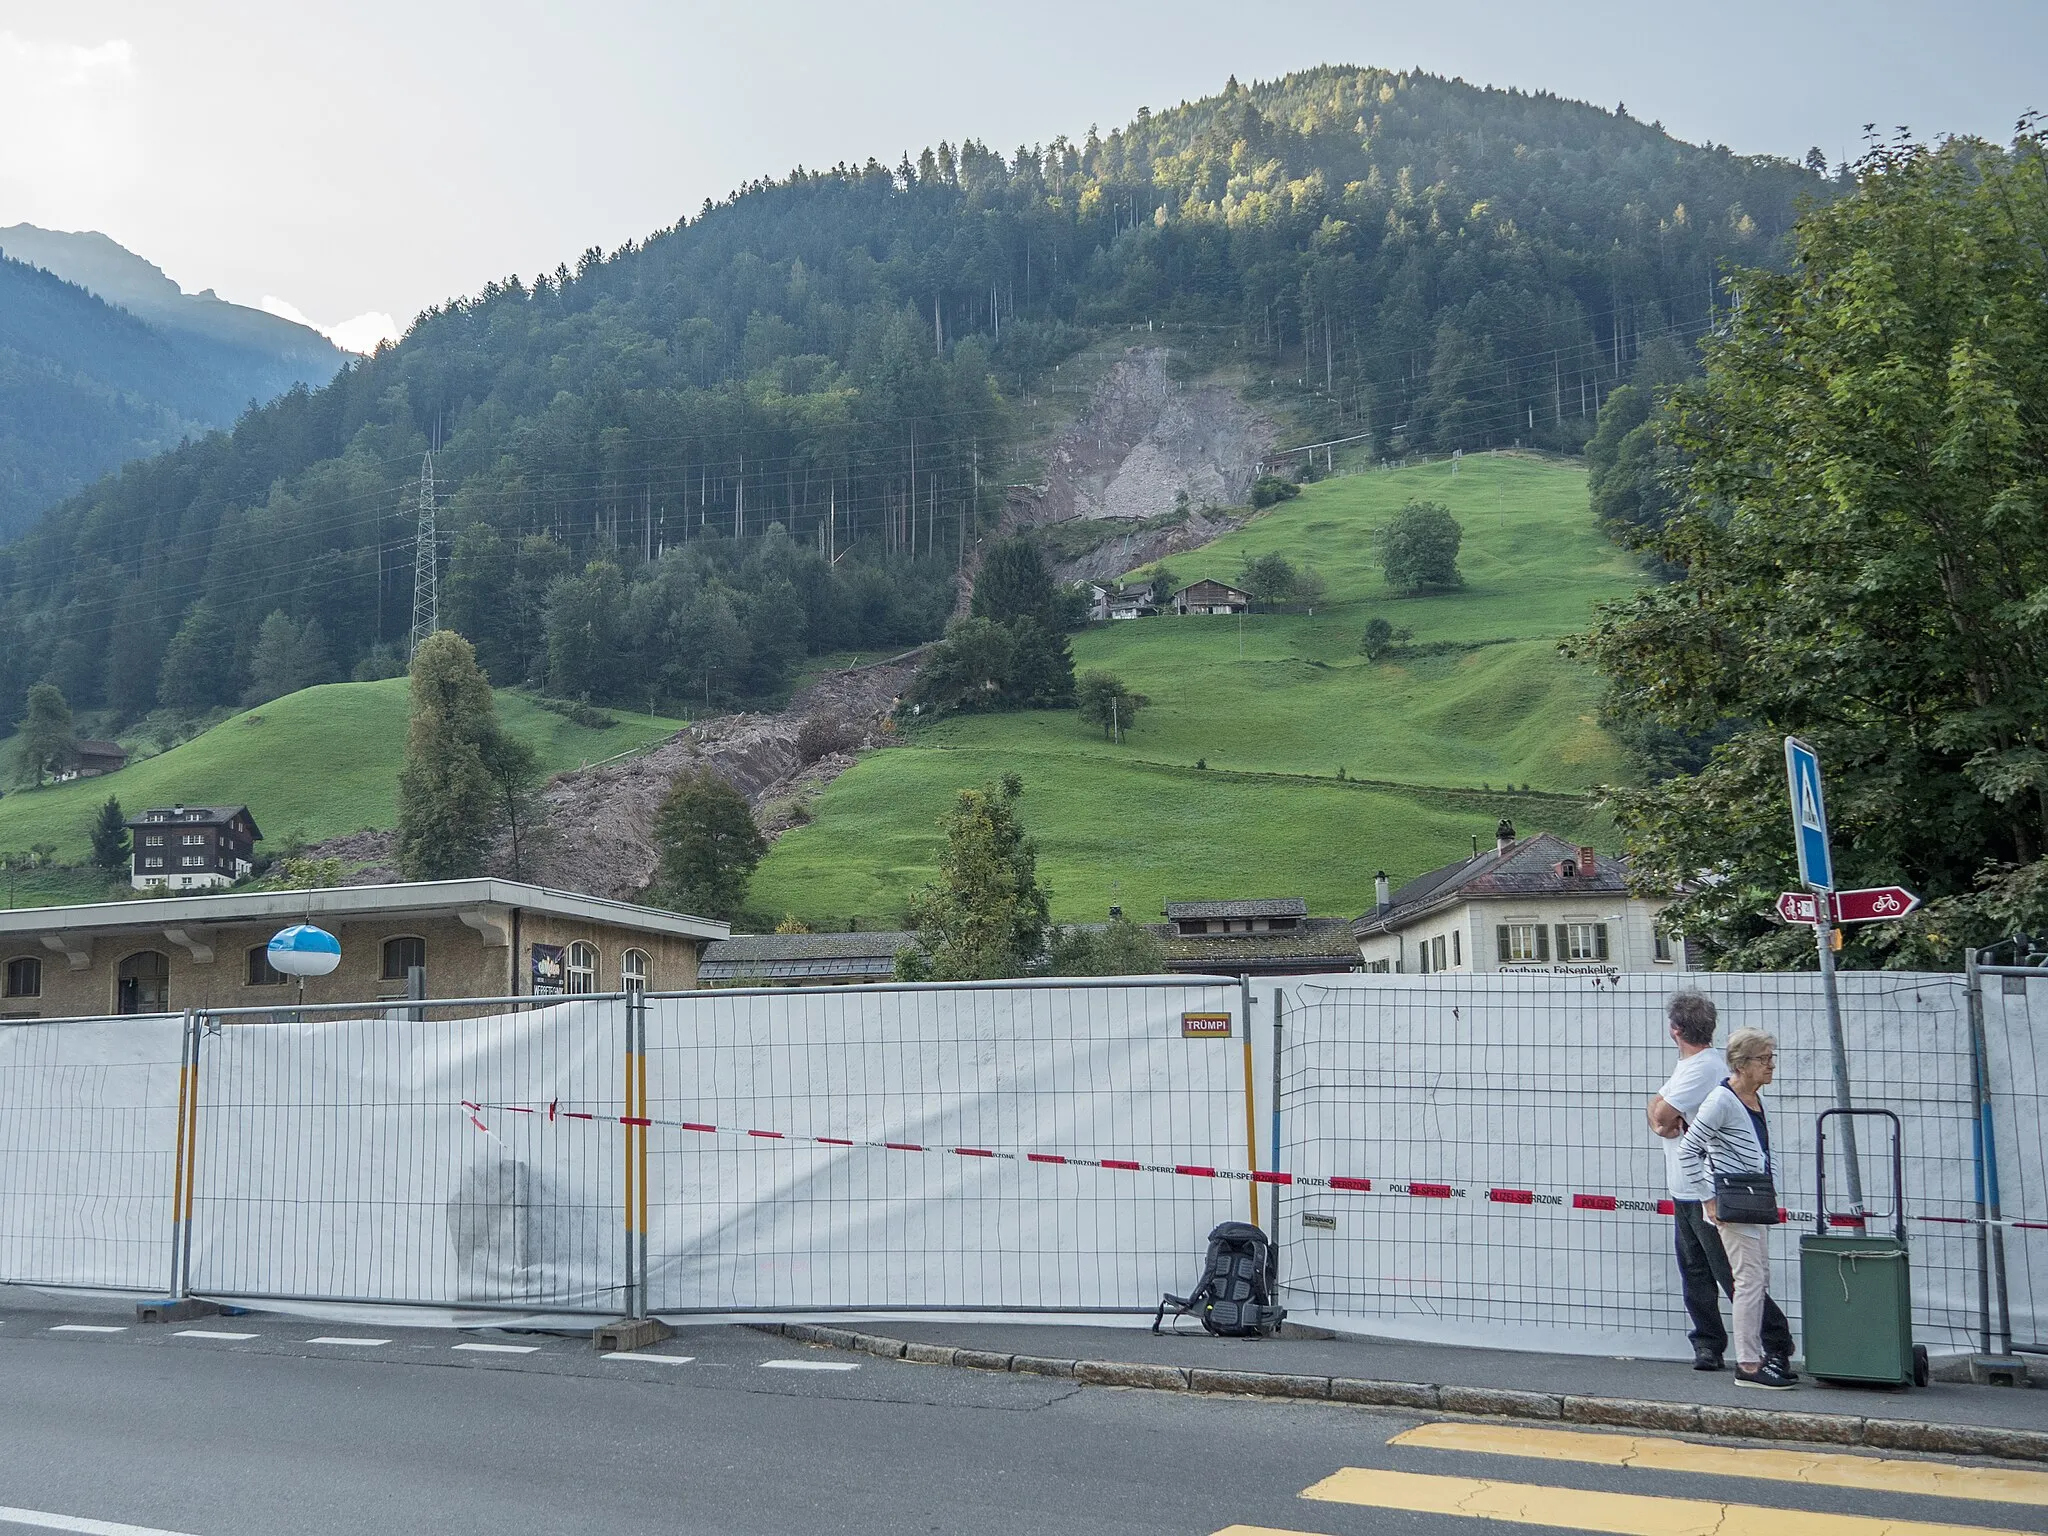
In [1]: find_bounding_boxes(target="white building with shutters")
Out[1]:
[1350,821,1686,976]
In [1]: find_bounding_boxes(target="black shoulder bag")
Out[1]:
[1713,1093,1780,1225]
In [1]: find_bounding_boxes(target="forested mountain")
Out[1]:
[0,66,1830,720]
[0,227,346,539]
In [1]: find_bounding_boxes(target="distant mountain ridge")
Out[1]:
[0,224,347,539]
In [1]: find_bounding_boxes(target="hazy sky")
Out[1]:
[3,0,2040,350]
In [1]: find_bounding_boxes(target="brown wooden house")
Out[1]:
[1171,579,1250,616]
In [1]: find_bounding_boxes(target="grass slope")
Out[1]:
[752,453,1643,926]
[0,680,680,902]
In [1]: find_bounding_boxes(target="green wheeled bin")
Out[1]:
[1799,1108,1930,1388]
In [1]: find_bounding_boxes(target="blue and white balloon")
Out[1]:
[268,923,341,977]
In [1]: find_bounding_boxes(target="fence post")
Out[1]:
[177,1009,202,1299]
[1240,976,1259,1230]
[167,1008,195,1297]
[636,991,650,1321]
[622,995,641,1320]
[1966,952,2015,1356]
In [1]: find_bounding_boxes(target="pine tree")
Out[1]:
[969,537,1062,629]
[649,766,766,920]
[89,795,130,872]
[394,632,502,880]
[13,683,76,786]
[157,600,240,710]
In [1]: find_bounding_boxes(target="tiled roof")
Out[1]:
[1353,833,1626,936]
[1157,917,1358,973]
[74,738,127,756]
[700,931,913,964]
[1165,897,1309,921]
[698,930,913,980]
[124,804,258,833]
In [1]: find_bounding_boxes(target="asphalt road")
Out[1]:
[3,1310,2045,1536]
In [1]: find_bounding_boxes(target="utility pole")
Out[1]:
[408,450,437,658]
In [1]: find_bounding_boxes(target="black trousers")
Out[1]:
[1673,1199,1796,1359]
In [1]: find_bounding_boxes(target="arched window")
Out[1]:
[246,946,288,986]
[566,941,598,994]
[4,956,41,998]
[117,951,170,1015]
[621,948,649,998]
[382,935,426,981]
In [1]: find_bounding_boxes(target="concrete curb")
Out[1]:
[758,1323,2048,1464]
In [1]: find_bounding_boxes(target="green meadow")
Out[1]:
[0,680,680,901]
[751,453,1646,925]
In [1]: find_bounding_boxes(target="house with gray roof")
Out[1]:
[696,930,913,986]
[1351,821,1686,976]
[1155,897,1358,977]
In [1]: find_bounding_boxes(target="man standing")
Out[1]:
[1648,990,1797,1373]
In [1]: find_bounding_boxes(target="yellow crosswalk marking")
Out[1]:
[1300,1467,2035,1535]
[1392,1422,2048,1507]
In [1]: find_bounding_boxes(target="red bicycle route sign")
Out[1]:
[1775,886,1921,925]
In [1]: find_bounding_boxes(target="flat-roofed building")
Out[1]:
[0,879,727,1018]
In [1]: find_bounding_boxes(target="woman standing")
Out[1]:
[1678,1029,1795,1390]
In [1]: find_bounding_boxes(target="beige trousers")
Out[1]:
[1715,1218,1772,1366]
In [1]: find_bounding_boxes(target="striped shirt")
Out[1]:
[1677,1081,1772,1189]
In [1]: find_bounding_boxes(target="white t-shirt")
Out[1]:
[1657,1047,1729,1200]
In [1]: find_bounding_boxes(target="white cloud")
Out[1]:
[0,33,142,218]
[261,295,400,355]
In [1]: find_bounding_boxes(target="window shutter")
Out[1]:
[1595,923,1610,961]
[1452,930,1462,967]
[1497,926,1510,962]
[1537,925,1552,961]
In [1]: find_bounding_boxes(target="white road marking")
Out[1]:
[305,1336,388,1346]
[602,1352,695,1363]
[0,1504,203,1535]
[48,1325,126,1334]
[451,1342,538,1354]
[173,1330,257,1341]
[759,1359,859,1372]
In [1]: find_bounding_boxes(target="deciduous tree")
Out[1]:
[13,682,76,786]
[897,772,1049,980]
[649,766,766,920]
[1381,500,1464,593]
[1571,131,2048,967]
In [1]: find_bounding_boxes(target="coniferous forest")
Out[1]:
[0,66,1830,717]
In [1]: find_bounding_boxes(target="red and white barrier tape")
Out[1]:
[458,1099,2045,1231]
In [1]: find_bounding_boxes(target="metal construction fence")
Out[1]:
[1,967,2041,1356]
[1268,971,2025,1355]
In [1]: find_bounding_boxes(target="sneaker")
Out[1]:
[1735,1362,1797,1390]
[1692,1349,1725,1372]
[1765,1354,1800,1381]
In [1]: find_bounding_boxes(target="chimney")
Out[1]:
[1579,845,1598,876]
[1495,818,1515,855]
[1375,871,1391,912]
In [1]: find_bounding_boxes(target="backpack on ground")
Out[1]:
[1152,1220,1285,1337]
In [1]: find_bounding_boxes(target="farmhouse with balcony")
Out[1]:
[1171,579,1250,616]
[1351,821,1685,975]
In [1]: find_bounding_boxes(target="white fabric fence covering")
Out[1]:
[186,999,624,1311]
[643,979,1251,1312]
[0,1014,185,1292]
[1270,971,2001,1356]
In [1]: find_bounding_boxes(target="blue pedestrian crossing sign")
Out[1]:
[1784,736,1834,892]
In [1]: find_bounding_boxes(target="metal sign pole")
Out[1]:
[1812,906,1864,1212]
[1786,737,1862,1212]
